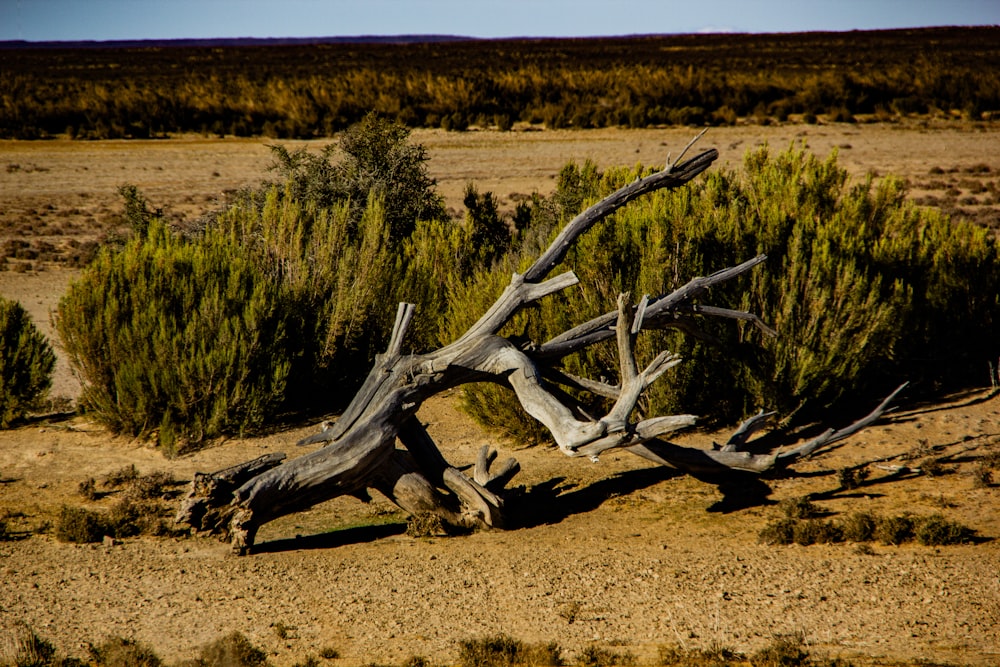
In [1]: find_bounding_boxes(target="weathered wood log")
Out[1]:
[174,452,285,531]
[175,139,906,554]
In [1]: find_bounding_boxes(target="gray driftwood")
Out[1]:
[175,141,904,554]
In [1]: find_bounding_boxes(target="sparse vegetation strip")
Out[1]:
[2,27,998,139]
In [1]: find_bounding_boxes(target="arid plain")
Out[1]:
[1,122,999,666]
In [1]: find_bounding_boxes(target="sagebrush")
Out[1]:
[0,296,55,428]
[448,145,1000,441]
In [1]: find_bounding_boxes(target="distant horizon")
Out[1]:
[2,0,998,43]
[2,24,996,49]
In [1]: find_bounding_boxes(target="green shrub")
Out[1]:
[914,514,975,546]
[779,497,822,520]
[837,466,870,489]
[792,519,843,546]
[56,220,290,452]
[761,510,974,548]
[0,296,56,428]
[55,115,462,445]
[751,634,812,667]
[840,511,877,542]
[55,505,110,543]
[266,112,446,242]
[449,145,1000,441]
[874,514,914,545]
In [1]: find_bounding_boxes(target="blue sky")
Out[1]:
[1,0,998,42]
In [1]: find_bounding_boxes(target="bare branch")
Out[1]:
[720,410,778,451]
[524,148,718,283]
[774,382,909,464]
[537,254,768,361]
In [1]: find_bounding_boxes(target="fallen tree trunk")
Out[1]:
[176,140,906,554]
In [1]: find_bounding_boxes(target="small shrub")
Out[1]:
[874,514,914,545]
[318,647,340,660]
[458,635,560,667]
[406,512,449,538]
[193,632,269,667]
[792,519,842,546]
[578,645,634,667]
[921,459,949,477]
[914,514,975,546]
[102,465,139,488]
[854,543,877,556]
[840,511,877,543]
[0,296,56,428]
[458,635,522,667]
[1,622,57,667]
[759,518,798,545]
[836,466,870,489]
[780,497,822,520]
[107,498,164,538]
[88,637,162,667]
[78,477,99,500]
[55,505,110,543]
[752,634,810,667]
[659,642,739,666]
[973,463,993,488]
[126,471,176,500]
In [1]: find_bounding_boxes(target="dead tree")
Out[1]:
[177,141,904,554]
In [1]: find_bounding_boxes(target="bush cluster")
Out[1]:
[448,145,1000,439]
[2,28,997,139]
[55,467,181,543]
[759,509,976,547]
[53,115,1000,450]
[0,628,274,667]
[55,115,503,449]
[0,296,55,428]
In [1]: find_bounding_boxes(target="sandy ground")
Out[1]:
[1,122,999,666]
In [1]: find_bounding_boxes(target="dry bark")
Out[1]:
[175,140,905,554]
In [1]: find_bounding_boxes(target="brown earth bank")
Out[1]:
[1,123,999,666]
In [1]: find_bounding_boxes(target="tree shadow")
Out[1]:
[252,521,407,554]
[898,387,999,418]
[510,466,685,529]
[696,471,776,513]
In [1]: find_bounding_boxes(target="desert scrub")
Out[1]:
[56,115,457,449]
[55,505,112,543]
[457,635,563,667]
[0,295,56,428]
[0,622,58,667]
[88,636,162,667]
[760,510,976,547]
[186,632,270,667]
[56,469,183,542]
[448,145,1000,442]
[56,218,291,452]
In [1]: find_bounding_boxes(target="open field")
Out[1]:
[1,122,1000,666]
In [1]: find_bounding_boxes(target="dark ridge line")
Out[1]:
[0,25,995,50]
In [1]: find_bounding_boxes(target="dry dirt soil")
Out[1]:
[1,123,999,667]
